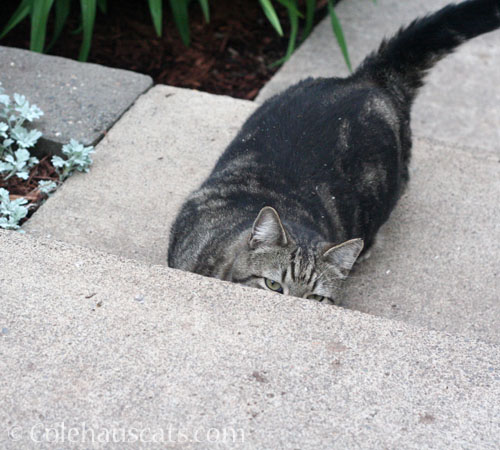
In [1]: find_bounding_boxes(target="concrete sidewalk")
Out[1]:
[1,230,499,449]
[23,85,500,345]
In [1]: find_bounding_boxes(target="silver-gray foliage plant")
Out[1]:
[0,187,28,230]
[37,179,58,195]
[52,139,95,181]
[0,85,42,180]
[0,82,94,231]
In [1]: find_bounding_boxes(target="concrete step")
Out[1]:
[0,46,152,155]
[1,229,499,449]
[24,85,256,264]
[256,0,500,155]
[23,85,500,345]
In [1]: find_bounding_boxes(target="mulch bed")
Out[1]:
[2,0,328,99]
[0,156,59,220]
[1,0,327,221]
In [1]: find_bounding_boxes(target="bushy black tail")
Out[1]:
[357,0,500,101]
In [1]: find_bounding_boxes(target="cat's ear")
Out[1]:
[322,238,364,277]
[249,207,288,249]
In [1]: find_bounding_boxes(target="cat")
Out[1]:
[168,0,500,304]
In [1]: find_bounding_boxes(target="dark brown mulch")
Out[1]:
[1,0,327,220]
[0,156,59,219]
[2,0,328,100]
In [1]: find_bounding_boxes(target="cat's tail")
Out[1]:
[356,0,500,102]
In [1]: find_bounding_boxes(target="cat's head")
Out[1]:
[230,206,363,304]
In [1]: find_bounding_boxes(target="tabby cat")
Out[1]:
[168,0,500,304]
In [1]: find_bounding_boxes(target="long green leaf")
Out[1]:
[198,0,210,22]
[0,0,32,40]
[276,0,303,19]
[71,24,84,35]
[169,0,190,46]
[47,0,71,51]
[78,0,97,61]
[328,0,351,72]
[269,0,299,68]
[148,0,162,36]
[302,0,315,41]
[259,0,283,37]
[286,0,299,58]
[97,0,107,14]
[30,0,55,52]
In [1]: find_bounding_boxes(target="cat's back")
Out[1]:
[210,76,408,192]
[169,77,409,272]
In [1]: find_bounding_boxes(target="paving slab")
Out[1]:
[1,230,499,449]
[256,0,500,154]
[24,85,257,264]
[0,46,152,155]
[24,85,500,344]
[343,137,500,344]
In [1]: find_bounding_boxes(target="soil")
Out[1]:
[1,0,327,222]
[0,156,58,207]
[2,0,328,100]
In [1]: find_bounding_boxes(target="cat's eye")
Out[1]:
[265,278,283,293]
[308,294,327,302]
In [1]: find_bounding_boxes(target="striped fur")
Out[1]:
[168,0,500,304]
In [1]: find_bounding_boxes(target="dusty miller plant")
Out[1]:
[0,187,28,230]
[0,82,94,231]
[0,83,42,180]
[52,139,95,181]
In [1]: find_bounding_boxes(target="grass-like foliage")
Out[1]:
[0,82,94,231]
[0,0,359,68]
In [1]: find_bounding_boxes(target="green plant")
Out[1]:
[52,139,95,180]
[0,82,94,231]
[0,187,29,230]
[1,0,354,68]
[0,85,43,180]
[37,179,58,194]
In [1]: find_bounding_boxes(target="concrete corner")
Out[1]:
[23,85,256,264]
[0,46,152,155]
